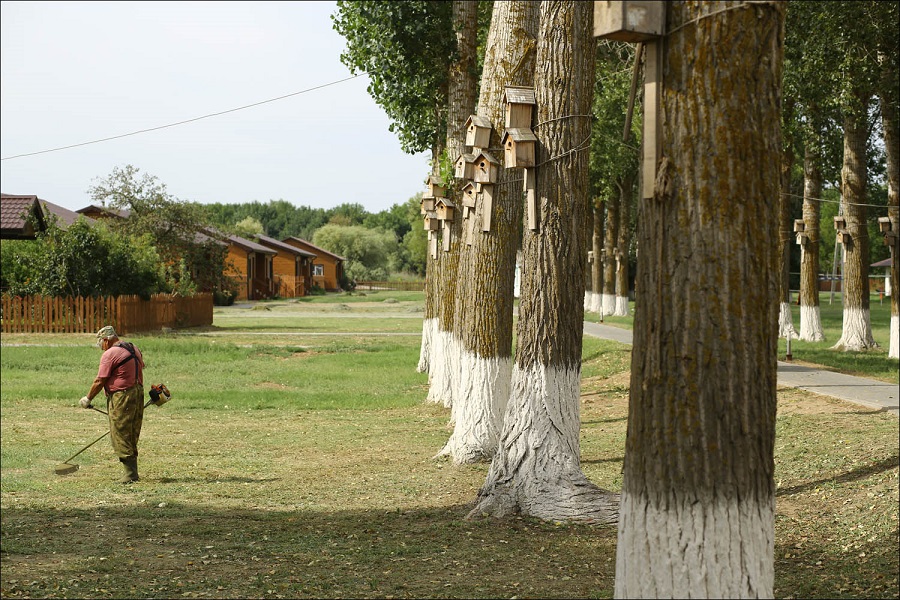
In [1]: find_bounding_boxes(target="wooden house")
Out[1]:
[593,1,666,42]
[424,211,440,231]
[501,128,538,168]
[1,194,95,239]
[426,175,446,198]
[220,233,277,301]
[282,237,345,292]
[256,234,316,297]
[435,198,456,221]
[454,153,477,180]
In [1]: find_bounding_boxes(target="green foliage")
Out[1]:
[0,218,163,298]
[312,224,398,281]
[232,216,265,238]
[332,1,456,154]
[88,165,229,294]
[400,194,428,276]
[202,199,330,241]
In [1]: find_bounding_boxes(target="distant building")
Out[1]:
[281,237,345,292]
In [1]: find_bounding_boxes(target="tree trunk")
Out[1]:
[418,142,444,375]
[469,0,615,523]
[614,3,784,597]
[778,112,797,339]
[426,0,479,408]
[590,204,603,314]
[880,86,899,358]
[438,0,538,464]
[602,193,619,315]
[832,91,876,351]
[614,174,633,316]
[799,134,825,341]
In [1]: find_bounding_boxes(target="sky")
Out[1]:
[0,1,432,215]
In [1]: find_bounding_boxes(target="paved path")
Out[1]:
[583,321,898,417]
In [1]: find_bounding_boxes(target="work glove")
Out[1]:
[79,396,93,409]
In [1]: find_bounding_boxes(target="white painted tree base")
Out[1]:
[417,318,438,374]
[614,295,629,317]
[436,341,509,464]
[889,314,899,359]
[798,304,826,342]
[426,328,455,408]
[778,302,797,339]
[832,307,878,351]
[590,292,603,315]
[614,491,774,598]
[446,344,510,453]
[602,293,616,317]
[468,363,618,524]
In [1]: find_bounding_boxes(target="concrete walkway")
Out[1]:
[583,321,898,417]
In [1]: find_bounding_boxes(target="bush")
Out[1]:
[213,289,236,306]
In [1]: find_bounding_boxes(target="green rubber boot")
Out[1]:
[119,457,139,483]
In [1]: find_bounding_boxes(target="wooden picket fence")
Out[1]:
[0,293,213,335]
[354,280,425,292]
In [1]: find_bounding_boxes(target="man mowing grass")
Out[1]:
[80,325,145,483]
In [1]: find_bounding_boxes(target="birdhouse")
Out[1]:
[833,216,847,230]
[426,175,446,198]
[481,184,494,232]
[503,86,536,129]
[593,1,666,42]
[473,151,500,184]
[524,168,538,230]
[793,219,806,233]
[454,153,476,180]
[588,250,594,263]
[420,195,437,214]
[465,115,493,149]
[837,230,851,245]
[502,128,538,168]
[461,182,477,208]
[424,211,440,231]
[878,217,892,233]
[795,233,809,247]
[885,231,898,247]
[435,198,456,221]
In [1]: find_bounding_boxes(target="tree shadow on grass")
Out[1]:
[776,453,899,497]
[0,503,617,599]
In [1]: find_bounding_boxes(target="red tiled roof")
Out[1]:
[0,194,41,232]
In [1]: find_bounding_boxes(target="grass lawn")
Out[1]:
[1,291,897,598]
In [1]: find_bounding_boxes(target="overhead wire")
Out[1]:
[1,74,364,161]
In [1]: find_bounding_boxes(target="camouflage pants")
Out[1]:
[107,384,144,460]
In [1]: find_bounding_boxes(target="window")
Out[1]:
[313,264,324,277]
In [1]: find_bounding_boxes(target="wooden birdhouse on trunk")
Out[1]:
[501,128,538,168]
[426,175,446,198]
[461,182,477,208]
[435,198,456,221]
[502,87,536,129]
[420,195,437,215]
[793,219,806,233]
[424,211,440,231]
[473,151,500,184]
[465,115,493,150]
[455,153,476,180]
[593,1,665,42]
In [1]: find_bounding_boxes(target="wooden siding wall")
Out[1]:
[1,293,213,334]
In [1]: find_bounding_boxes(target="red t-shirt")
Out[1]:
[97,343,144,394]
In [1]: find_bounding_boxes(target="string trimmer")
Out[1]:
[54,384,172,476]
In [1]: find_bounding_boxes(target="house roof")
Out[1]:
[502,128,538,143]
[871,257,893,268]
[282,236,345,262]
[76,204,131,219]
[503,86,536,105]
[466,115,493,129]
[256,233,316,258]
[224,233,276,255]
[1,193,93,239]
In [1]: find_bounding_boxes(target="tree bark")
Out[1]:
[614,174,633,316]
[468,0,616,524]
[832,90,876,351]
[614,2,784,597]
[602,193,619,315]
[426,0,479,408]
[438,0,538,463]
[879,84,899,358]
[799,134,825,341]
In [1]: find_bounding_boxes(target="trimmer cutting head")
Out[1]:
[54,463,79,475]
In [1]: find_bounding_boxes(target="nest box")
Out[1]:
[793,219,806,233]
[588,250,594,263]
[426,175,446,198]
[878,217,892,234]
[465,115,493,149]
[837,230,851,245]
[796,233,809,247]
[503,86,536,129]
[461,182,477,208]
[473,151,500,184]
[833,216,847,230]
[435,198,456,221]
[455,153,476,180]
[424,211,440,231]
[420,195,437,215]
[593,1,665,42]
[502,128,538,168]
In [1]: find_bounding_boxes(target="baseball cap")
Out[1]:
[96,325,117,347]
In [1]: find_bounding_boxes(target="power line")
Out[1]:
[780,191,892,211]
[1,74,364,161]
